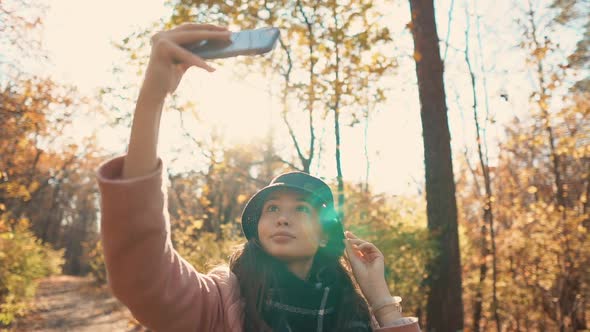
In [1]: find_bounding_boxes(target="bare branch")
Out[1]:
[442,0,455,62]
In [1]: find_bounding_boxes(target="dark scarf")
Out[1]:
[261,261,371,332]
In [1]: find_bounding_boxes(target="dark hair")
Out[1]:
[229,199,371,331]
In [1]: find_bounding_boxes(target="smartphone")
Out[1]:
[186,27,280,60]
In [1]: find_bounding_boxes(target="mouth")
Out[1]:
[271,232,296,239]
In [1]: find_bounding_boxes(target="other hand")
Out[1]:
[344,231,391,307]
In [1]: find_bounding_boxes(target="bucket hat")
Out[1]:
[241,172,344,250]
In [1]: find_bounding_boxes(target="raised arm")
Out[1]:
[97,24,240,332]
[123,24,229,179]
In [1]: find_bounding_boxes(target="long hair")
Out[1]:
[229,234,372,331]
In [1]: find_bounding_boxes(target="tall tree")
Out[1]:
[407,1,464,330]
[463,4,499,331]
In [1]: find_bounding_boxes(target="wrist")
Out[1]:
[139,64,171,104]
[371,296,404,327]
[374,305,403,327]
[137,82,167,107]
[362,280,391,306]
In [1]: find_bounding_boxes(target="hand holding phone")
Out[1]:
[185,27,280,60]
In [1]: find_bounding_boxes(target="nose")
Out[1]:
[276,213,289,226]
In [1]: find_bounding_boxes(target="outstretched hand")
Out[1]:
[142,24,231,100]
[344,231,391,307]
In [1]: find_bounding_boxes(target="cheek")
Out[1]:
[301,218,324,244]
[257,216,271,236]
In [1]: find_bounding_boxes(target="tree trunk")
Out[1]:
[332,2,345,221]
[334,108,345,220]
[464,11,500,331]
[277,16,315,174]
[408,1,464,330]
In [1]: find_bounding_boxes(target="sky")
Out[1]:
[37,0,579,196]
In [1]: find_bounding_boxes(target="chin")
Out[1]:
[265,246,315,262]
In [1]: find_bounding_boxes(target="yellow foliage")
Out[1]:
[84,238,107,284]
[456,92,590,330]
[237,194,248,204]
[0,215,64,326]
[342,185,435,317]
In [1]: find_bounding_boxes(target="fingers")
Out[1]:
[150,23,231,69]
[174,23,228,32]
[345,230,359,239]
[356,242,377,252]
[344,231,381,257]
[344,236,360,258]
[344,237,366,259]
[346,238,367,245]
[347,238,377,253]
[167,29,231,46]
[345,232,369,247]
[168,42,216,72]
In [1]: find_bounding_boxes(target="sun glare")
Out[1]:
[41,0,549,196]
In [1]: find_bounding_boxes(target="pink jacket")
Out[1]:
[97,156,421,332]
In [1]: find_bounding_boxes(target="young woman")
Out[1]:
[97,23,421,332]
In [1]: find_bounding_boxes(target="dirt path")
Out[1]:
[10,275,147,332]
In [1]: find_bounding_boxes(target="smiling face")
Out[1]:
[257,188,326,263]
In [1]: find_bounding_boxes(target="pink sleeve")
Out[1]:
[375,317,421,332]
[96,156,227,332]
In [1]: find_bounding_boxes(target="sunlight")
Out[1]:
[43,0,169,94]
[41,0,580,196]
[38,0,429,196]
[39,0,428,196]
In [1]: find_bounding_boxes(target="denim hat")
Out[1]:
[241,172,344,250]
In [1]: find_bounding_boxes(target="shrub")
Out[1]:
[84,238,107,284]
[0,216,64,326]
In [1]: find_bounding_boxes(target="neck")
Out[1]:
[286,257,315,280]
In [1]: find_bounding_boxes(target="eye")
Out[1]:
[296,205,311,213]
[266,204,279,212]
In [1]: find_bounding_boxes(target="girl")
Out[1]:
[97,23,420,332]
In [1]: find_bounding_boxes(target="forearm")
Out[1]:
[122,86,165,179]
[364,283,407,327]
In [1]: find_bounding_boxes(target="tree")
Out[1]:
[461,98,589,330]
[162,0,396,220]
[513,1,590,329]
[551,0,590,93]
[462,4,499,331]
[0,0,47,76]
[1,0,105,277]
[455,1,590,326]
[407,0,464,330]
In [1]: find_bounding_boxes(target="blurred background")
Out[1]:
[0,0,588,331]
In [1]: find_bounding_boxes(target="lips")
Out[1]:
[271,231,296,239]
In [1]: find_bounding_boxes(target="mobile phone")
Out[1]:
[186,27,280,60]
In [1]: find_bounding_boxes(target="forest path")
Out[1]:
[10,275,146,332]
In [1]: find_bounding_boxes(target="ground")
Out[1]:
[9,275,147,332]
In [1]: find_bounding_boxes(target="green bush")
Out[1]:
[0,216,64,326]
[84,238,107,284]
